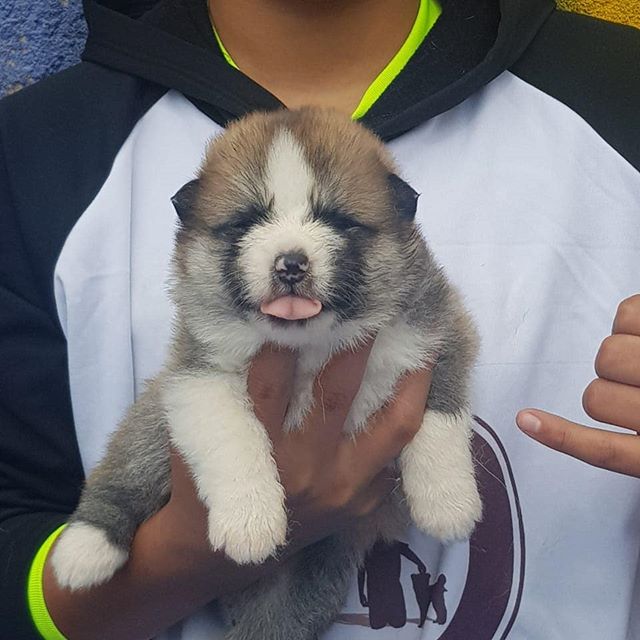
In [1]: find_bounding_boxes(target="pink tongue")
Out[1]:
[260,296,322,320]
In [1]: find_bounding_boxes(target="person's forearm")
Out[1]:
[43,506,282,640]
[41,340,429,640]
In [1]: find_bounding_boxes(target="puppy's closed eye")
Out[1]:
[212,205,270,236]
[315,208,375,234]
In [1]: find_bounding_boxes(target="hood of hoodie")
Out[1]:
[81,0,554,140]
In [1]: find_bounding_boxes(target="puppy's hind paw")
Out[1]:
[50,522,128,590]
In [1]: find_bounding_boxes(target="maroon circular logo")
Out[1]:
[336,417,525,638]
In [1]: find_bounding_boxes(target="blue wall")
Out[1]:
[1,1,87,97]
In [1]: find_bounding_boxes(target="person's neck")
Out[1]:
[208,0,420,116]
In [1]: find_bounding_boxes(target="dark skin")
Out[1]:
[44,343,432,639]
[518,294,640,477]
[42,0,640,635]
[44,3,430,636]
[208,3,640,475]
[208,0,421,115]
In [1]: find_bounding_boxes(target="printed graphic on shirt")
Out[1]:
[355,539,447,629]
[334,417,525,639]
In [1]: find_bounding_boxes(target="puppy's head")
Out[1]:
[171,108,425,345]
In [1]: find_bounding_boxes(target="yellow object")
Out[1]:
[213,24,239,70]
[351,0,442,119]
[27,525,68,640]
[556,0,640,28]
[212,0,442,120]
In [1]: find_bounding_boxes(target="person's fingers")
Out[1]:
[248,344,296,441]
[581,378,640,432]
[612,294,640,336]
[305,339,375,439]
[594,334,640,387]
[167,447,207,517]
[516,409,640,477]
[168,446,193,489]
[351,469,401,517]
[339,368,431,485]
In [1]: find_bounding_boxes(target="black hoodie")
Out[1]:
[1,1,639,639]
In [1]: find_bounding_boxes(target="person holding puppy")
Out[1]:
[0,0,639,639]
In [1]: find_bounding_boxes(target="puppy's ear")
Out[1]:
[388,174,419,220]
[171,178,200,223]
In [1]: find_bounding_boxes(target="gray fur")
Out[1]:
[69,377,172,550]
[53,108,480,638]
[222,536,357,640]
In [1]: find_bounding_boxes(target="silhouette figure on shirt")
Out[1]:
[358,540,427,629]
[428,574,448,625]
[411,571,448,627]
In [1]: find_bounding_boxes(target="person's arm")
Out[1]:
[43,345,432,640]
[517,294,640,476]
[357,567,368,607]
[399,543,427,573]
[0,133,86,640]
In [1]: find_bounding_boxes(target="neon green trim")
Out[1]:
[351,0,441,119]
[211,0,441,120]
[27,524,68,640]
[213,22,239,70]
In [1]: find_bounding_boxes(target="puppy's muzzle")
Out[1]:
[275,252,309,285]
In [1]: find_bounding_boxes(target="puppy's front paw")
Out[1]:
[50,522,128,590]
[407,477,482,542]
[207,483,288,564]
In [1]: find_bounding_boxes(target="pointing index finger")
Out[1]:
[517,409,640,477]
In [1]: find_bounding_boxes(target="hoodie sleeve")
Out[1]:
[0,60,167,639]
[0,133,84,640]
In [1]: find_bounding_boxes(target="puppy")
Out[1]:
[51,107,482,639]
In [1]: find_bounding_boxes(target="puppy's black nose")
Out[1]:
[275,252,309,284]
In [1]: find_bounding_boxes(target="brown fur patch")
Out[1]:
[193,108,401,229]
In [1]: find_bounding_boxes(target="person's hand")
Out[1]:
[255,344,430,544]
[251,341,432,551]
[516,294,640,477]
[42,345,431,640]
[165,341,432,559]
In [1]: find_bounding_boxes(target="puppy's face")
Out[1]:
[171,109,423,344]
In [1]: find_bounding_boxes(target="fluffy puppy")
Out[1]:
[51,107,482,639]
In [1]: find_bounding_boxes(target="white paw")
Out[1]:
[207,486,288,564]
[50,522,128,590]
[408,479,482,542]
